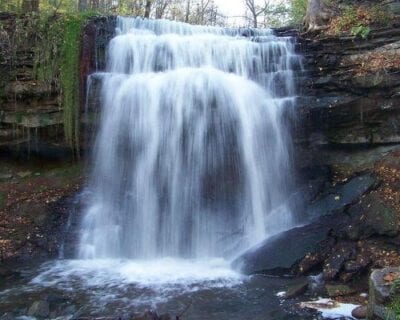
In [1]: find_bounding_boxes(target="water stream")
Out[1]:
[80,16,299,260]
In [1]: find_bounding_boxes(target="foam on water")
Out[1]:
[31,258,242,289]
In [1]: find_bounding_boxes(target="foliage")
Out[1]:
[350,24,370,39]
[0,0,77,13]
[327,4,393,37]
[1,11,93,155]
[263,2,290,28]
[388,281,400,319]
[387,299,400,320]
[289,0,307,25]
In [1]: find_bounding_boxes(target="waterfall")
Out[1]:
[79,17,301,260]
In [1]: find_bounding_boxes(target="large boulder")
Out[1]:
[368,267,400,320]
[306,174,377,221]
[232,214,336,275]
[232,174,376,275]
[346,193,399,239]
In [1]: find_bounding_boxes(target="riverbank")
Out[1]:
[0,153,83,263]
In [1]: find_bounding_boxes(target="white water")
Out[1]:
[79,17,300,262]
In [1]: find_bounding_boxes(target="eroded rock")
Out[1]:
[232,214,337,275]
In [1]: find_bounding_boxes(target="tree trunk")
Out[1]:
[144,0,152,18]
[22,0,39,12]
[304,0,335,32]
[252,12,257,28]
[185,0,190,22]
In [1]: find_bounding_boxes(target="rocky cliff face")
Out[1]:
[297,23,400,169]
[0,14,115,263]
[236,20,400,308]
[0,14,115,158]
[0,13,63,155]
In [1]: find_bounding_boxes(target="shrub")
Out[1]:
[289,0,308,25]
[327,4,393,37]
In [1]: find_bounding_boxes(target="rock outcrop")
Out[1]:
[0,14,115,157]
[240,17,400,291]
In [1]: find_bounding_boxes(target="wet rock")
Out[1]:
[232,214,337,275]
[323,241,356,280]
[351,305,367,319]
[298,252,324,275]
[306,174,376,221]
[325,284,356,297]
[27,300,50,318]
[347,193,399,239]
[159,314,172,320]
[346,254,371,273]
[340,254,372,281]
[285,280,309,298]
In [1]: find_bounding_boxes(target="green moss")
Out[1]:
[290,0,308,25]
[59,13,99,157]
[60,15,83,157]
[5,13,98,157]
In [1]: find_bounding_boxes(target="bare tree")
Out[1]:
[154,0,172,18]
[304,0,335,32]
[244,0,269,28]
[185,0,191,22]
[197,0,211,24]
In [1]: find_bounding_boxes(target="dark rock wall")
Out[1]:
[296,25,400,172]
[0,14,115,158]
[0,13,63,152]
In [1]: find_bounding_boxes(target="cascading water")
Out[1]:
[79,17,301,260]
[0,17,308,320]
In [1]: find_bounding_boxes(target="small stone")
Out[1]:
[326,284,356,297]
[285,280,309,298]
[27,300,50,318]
[352,305,367,319]
[17,171,32,178]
